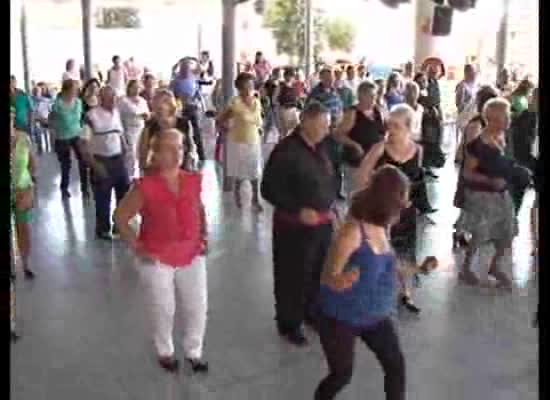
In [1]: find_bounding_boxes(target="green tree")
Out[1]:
[264,0,324,65]
[324,18,356,53]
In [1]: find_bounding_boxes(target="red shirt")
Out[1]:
[137,171,204,267]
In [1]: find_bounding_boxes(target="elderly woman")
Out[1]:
[455,98,519,287]
[355,104,437,313]
[336,80,385,196]
[217,72,263,211]
[114,128,208,373]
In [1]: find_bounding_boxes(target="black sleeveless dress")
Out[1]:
[376,148,424,261]
[342,107,385,167]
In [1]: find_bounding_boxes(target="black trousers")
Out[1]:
[272,222,333,332]
[91,155,130,234]
[315,316,405,400]
[324,136,343,196]
[54,137,89,193]
[183,107,205,162]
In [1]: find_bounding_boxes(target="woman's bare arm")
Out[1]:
[334,109,359,148]
[114,185,143,247]
[320,222,361,290]
[354,141,385,190]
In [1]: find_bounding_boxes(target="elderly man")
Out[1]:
[81,86,130,240]
[262,102,337,346]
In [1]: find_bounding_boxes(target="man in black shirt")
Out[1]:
[261,102,337,346]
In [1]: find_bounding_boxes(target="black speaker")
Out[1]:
[449,0,473,11]
[432,6,453,36]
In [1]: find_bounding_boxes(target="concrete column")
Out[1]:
[495,0,510,76]
[304,0,313,77]
[414,0,451,67]
[20,2,31,93]
[222,0,237,191]
[81,0,93,80]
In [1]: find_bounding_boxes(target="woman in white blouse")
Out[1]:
[119,80,150,177]
[404,81,423,143]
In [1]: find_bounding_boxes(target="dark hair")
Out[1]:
[386,72,400,91]
[464,63,475,73]
[81,78,101,97]
[143,73,155,82]
[468,114,486,128]
[357,80,377,96]
[413,72,426,83]
[476,85,499,113]
[283,67,295,79]
[65,59,74,71]
[112,55,120,63]
[346,65,355,72]
[319,67,332,76]
[513,78,535,97]
[301,101,329,120]
[350,165,410,227]
[234,72,255,90]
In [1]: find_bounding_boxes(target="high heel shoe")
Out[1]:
[400,295,421,314]
[158,356,180,373]
[186,358,209,373]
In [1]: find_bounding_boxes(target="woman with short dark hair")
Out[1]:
[315,165,409,400]
[217,72,263,210]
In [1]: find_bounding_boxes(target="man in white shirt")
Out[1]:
[81,85,130,240]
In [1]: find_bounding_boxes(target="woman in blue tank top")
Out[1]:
[315,166,410,400]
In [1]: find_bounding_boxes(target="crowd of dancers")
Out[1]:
[10,52,539,399]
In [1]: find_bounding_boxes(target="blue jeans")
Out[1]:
[91,154,130,234]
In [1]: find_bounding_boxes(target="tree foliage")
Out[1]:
[264,0,324,64]
[323,18,356,52]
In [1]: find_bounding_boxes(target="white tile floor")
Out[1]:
[11,134,538,399]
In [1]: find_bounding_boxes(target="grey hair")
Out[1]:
[357,80,378,96]
[404,81,420,98]
[482,97,510,121]
[388,103,415,130]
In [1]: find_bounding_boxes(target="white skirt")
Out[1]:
[226,139,262,180]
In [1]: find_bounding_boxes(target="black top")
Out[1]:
[511,110,537,168]
[277,82,298,108]
[376,147,423,183]
[467,136,531,190]
[348,107,385,156]
[264,79,278,101]
[261,130,337,213]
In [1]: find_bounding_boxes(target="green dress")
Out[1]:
[10,137,18,335]
[13,134,33,223]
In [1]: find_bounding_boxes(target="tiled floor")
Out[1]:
[11,131,538,400]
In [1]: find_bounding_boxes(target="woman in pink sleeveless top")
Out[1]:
[114,128,208,373]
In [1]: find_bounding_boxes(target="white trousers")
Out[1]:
[124,127,142,178]
[139,256,208,359]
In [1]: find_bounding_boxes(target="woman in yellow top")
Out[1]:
[11,108,37,279]
[218,72,263,211]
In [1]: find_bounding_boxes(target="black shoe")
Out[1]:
[400,295,421,314]
[158,356,180,373]
[413,274,421,288]
[111,226,120,239]
[284,328,309,347]
[61,189,71,199]
[82,190,91,201]
[24,269,36,280]
[421,207,438,215]
[96,231,113,241]
[186,358,209,373]
[11,331,20,342]
[337,192,347,201]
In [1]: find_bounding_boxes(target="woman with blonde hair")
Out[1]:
[115,128,209,373]
[355,104,437,313]
[138,90,196,174]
